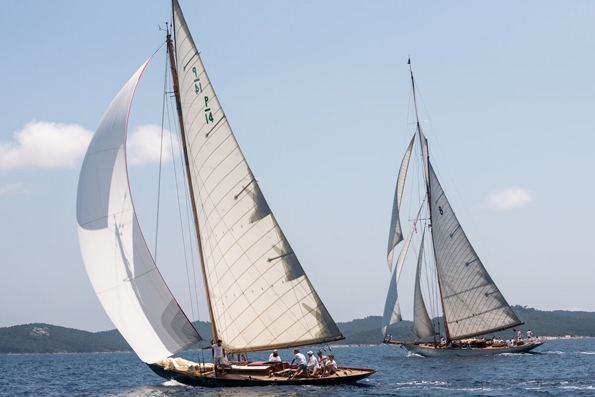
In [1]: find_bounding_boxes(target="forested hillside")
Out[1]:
[1,307,593,354]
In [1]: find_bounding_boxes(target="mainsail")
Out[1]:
[428,163,522,340]
[76,61,201,364]
[172,0,343,353]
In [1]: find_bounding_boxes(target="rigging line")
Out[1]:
[164,71,196,321]
[413,78,495,273]
[166,66,204,324]
[153,49,171,263]
[176,112,204,325]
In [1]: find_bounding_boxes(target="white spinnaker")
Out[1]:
[76,60,201,364]
[173,0,342,353]
[387,134,415,271]
[428,163,522,340]
[413,231,434,340]
[381,205,423,335]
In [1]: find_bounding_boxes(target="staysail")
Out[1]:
[381,205,423,335]
[387,134,415,271]
[172,0,343,353]
[412,231,434,340]
[428,163,522,340]
[76,60,202,364]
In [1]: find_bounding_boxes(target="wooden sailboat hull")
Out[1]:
[147,362,376,387]
[393,341,546,357]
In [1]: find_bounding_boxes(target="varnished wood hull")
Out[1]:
[147,362,376,387]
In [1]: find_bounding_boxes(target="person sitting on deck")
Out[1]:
[317,351,327,369]
[202,339,226,374]
[268,349,282,362]
[306,351,320,375]
[289,349,307,379]
[323,353,338,376]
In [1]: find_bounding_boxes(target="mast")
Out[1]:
[166,27,218,342]
[408,58,450,341]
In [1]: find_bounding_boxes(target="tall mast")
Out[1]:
[408,58,451,341]
[166,26,218,342]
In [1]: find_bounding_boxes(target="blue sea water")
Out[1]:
[1,338,594,396]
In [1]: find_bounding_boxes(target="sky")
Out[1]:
[1,1,594,333]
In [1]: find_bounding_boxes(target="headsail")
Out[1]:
[381,259,402,337]
[387,134,415,271]
[428,163,522,340]
[412,231,434,340]
[76,60,202,364]
[172,0,343,353]
[381,205,423,335]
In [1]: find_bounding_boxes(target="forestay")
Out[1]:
[172,0,343,353]
[428,163,522,340]
[76,61,201,364]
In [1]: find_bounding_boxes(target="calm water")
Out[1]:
[1,339,594,396]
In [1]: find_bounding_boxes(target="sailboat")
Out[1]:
[76,0,376,387]
[380,61,545,357]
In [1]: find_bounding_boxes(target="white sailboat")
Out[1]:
[381,61,545,357]
[76,0,375,386]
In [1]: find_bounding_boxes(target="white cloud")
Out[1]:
[0,121,92,171]
[486,187,534,211]
[126,124,179,166]
[0,183,34,197]
[0,121,179,171]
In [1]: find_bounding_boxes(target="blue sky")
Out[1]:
[1,1,594,332]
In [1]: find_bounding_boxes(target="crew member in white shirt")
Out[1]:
[202,339,226,374]
[306,351,320,375]
[290,349,307,379]
[268,349,282,362]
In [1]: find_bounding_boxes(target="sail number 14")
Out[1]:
[192,66,214,124]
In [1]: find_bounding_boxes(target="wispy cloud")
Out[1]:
[0,121,93,171]
[0,121,177,171]
[486,187,534,210]
[0,183,34,197]
[126,124,179,166]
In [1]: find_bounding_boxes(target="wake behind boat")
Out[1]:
[380,60,545,357]
[76,0,375,387]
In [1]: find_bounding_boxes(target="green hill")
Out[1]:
[1,307,594,354]
[343,306,595,344]
[0,323,130,354]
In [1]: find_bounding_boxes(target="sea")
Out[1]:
[1,338,594,396]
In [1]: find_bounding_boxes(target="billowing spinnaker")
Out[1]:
[172,0,342,353]
[76,60,201,364]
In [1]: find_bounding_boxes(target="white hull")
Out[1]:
[399,341,546,357]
